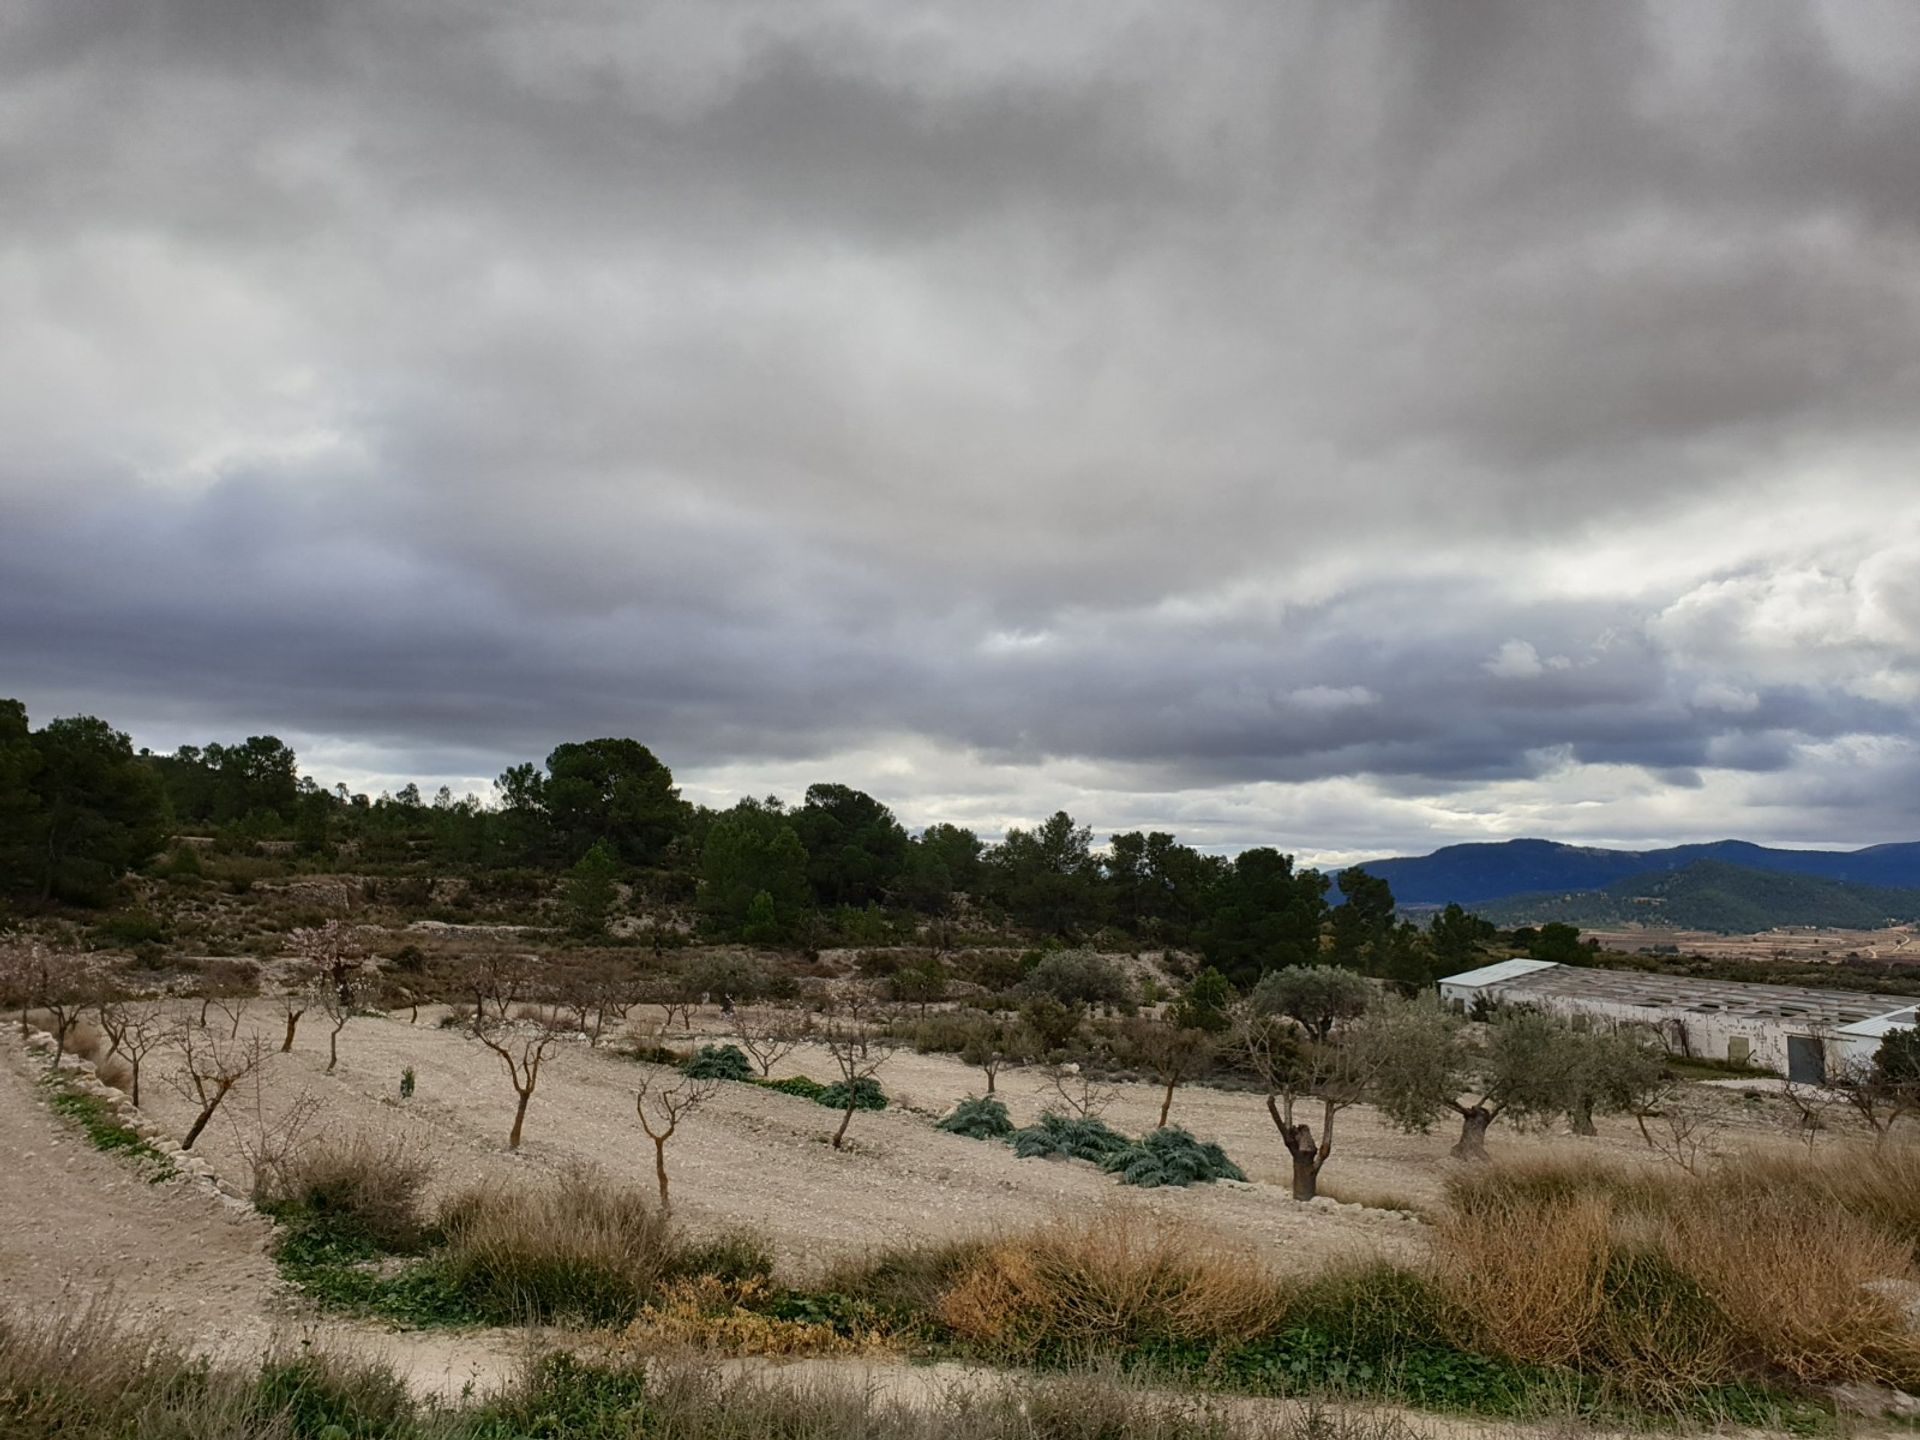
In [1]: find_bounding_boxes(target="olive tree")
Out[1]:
[1561,1021,1667,1136]
[1359,999,1577,1160]
[1248,965,1372,1042]
[1238,1000,1380,1201]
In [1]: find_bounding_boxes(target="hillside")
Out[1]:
[1479,859,1920,932]
[1359,837,1920,906]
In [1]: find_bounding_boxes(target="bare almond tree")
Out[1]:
[555,959,637,1048]
[39,954,101,1070]
[639,972,696,1033]
[317,967,367,1075]
[168,1025,268,1150]
[224,1076,323,1198]
[819,1001,898,1150]
[472,1014,563,1150]
[634,1067,718,1212]
[462,951,532,1030]
[732,1005,806,1078]
[287,919,368,1008]
[102,1001,167,1106]
[1119,1015,1218,1127]
[208,993,251,1041]
[1038,1061,1116,1122]
[275,991,309,1053]
[0,940,53,1038]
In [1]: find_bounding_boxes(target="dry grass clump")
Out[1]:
[627,1273,892,1357]
[434,1166,772,1325]
[1669,1190,1920,1387]
[936,1211,1287,1358]
[1433,1146,1920,1406]
[0,1306,412,1440]
[253,1132,431,1251]
[1706,1145,1920,1253]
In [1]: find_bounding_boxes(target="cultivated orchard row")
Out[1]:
[15,914,1902,1213]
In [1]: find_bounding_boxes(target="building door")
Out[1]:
[1786,1035,1826,1085]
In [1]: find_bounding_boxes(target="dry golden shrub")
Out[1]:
[936,1211,1285,1357]
[1708,1145,1920,1255]
[627,1274,891,1357]
[1431,1190,1611,1368]
[1668,1189,1920,1387]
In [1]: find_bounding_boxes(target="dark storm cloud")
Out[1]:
[4,0,1920,850]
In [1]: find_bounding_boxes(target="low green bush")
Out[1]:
[1008,1112,1130,1163]
[817,1077,886,1111]
[936,1095,1013,1140]
[682,1043,754,1081]
[1100,1127,1246,1188]
[758,1074,827,1101]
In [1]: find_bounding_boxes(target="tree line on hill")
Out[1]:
[0,698,1599,989]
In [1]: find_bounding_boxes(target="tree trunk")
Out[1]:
[282,1013,300,1052]
[1451,1106,1494,1160]
[833,1095,856,1149]
[653,1136,671,1213]
[984,1068,996,1094]
[327,1025,341,1074]
[181,1081,233,1151]
[1276,1119,1322,1200]
[508,1087,532,1150]
[1289,1147,1321,1201]
[130,1060,141,1108]
[1570,1095,1596,1136]
[1159,1080,1176,1128]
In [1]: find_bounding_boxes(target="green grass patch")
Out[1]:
[42,1077,175,1181]
[757,1074,827,1101]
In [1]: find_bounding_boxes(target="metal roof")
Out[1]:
[1491,964,1920,1027]
[1437,958,1561,989]
[1836,1007,1920,1040]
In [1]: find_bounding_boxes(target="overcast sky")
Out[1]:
[4,1,1919,864]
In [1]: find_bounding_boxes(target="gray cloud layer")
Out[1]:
[4,1,1919,857]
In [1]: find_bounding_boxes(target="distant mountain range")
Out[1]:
[1355,837,1920,913]
[1474,859,1920,933]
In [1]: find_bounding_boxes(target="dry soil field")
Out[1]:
[0,998,1889,1434]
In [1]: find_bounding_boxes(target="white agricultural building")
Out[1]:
[1436,959,1920,1084]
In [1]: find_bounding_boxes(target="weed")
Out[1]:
[42,1077,175,1181]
